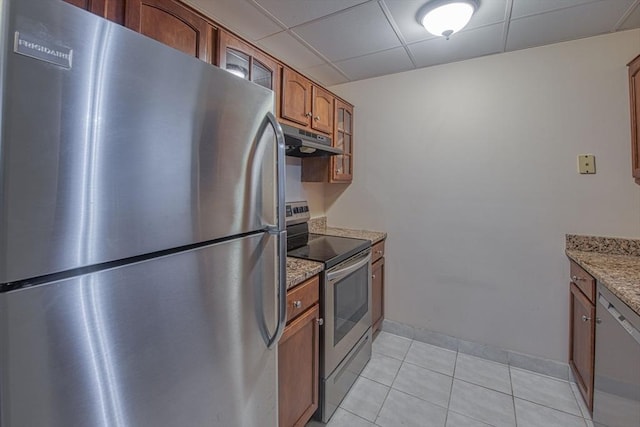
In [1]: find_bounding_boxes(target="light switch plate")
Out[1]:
[578,154,596,174]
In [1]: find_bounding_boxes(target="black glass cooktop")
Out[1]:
[287,234,370,269]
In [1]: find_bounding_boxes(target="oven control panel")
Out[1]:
[285,200,310,226]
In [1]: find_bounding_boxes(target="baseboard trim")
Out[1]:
[381,319,570,381]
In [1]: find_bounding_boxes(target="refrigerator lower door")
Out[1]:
[0,233,279,427]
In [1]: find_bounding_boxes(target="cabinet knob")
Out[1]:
[314,116,320,121]
[376,250,383,255]
[581,315,591,322]
[293,300,302,309]
[305,112,312,118]
[572,275,585,282]
[372,274,376,279]
[316,318,324,326]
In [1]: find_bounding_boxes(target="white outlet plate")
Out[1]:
[578,154,596,174]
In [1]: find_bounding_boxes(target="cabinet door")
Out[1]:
[278,304,320,427]
[218,31,279,91]
[311,86,334,135]
[331,100,354,182]
[629,54,640,182]
[281,67,312,127]
[125,0,215,62]
[63,0,125,23]
[372,257,385,333]
[569,283,595,413]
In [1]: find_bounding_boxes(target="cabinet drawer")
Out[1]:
[372,240,385,263]
[286,275,319,324]
[570,261,596,303]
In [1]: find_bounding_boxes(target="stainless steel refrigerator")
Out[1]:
[0,0,286,426]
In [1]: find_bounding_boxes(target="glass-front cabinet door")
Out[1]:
[332,99,353,182]
[218,30,279,94]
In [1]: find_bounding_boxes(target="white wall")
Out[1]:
[327,30,640,362]
[285,158,326,215]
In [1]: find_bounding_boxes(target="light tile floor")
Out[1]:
[307,331,593,427]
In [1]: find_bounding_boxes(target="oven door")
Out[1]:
[323,249,372,377]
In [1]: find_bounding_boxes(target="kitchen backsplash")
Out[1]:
[285,158,325,215]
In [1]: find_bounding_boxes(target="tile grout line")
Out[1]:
[510,366,590,422]
[338,406,381,426]
[568,381,593,424]
[443,349,460,427]
[374,332,590,426]
[371,334,413,424]
[509,365,518,427]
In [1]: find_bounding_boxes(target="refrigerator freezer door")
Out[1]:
[0,233,279,427]
[0,0,280,283]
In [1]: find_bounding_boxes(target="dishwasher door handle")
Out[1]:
[598,294,640,345]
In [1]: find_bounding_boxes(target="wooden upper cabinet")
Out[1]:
[62,0,125,24]
[281,67,313,127]
[125,0,216,63]
[331,99,353,182]
[280,67,334,136]
[629,54,640,183]
[217,30,279,107]
[64,0,93,9]
[301,98,354,183]
[311,86,334,134]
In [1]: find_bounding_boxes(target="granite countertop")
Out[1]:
[566,235,640,316]
[286,257,323,290]
[321,227,387,244]
[309,216,387,244]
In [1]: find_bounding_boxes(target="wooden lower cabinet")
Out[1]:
[278,278,320,427]
[372,257,384,333]
[629,54,640,183]
[371,239,385,334]
[568,263,596,414]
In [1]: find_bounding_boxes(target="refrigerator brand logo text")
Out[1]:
[14,32,73,69]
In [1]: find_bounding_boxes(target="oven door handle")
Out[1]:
[327,252,371,283]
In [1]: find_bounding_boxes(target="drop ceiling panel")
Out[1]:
[408,23,504,68]
[511,0,601,19]
[184,0,283,41]
[292,1,401,62]
[384,0,508,44]
[619,3,640,30]
[185,0,640,84]
[301,63,349,86]
[335,47,415,81]
[257,31,325,70]
[252,0,369,28]
[506,0,636,51]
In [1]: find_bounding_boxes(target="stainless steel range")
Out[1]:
[286,201,372,423]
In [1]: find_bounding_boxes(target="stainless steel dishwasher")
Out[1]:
[593,284,640,427]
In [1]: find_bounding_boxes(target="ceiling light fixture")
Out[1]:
[417,0,478,40]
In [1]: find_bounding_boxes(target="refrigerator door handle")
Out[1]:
[265,229,288,349]
[259,111,286,348]
[262,111,285,232]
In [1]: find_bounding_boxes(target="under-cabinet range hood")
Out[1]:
[281,123,342,157]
